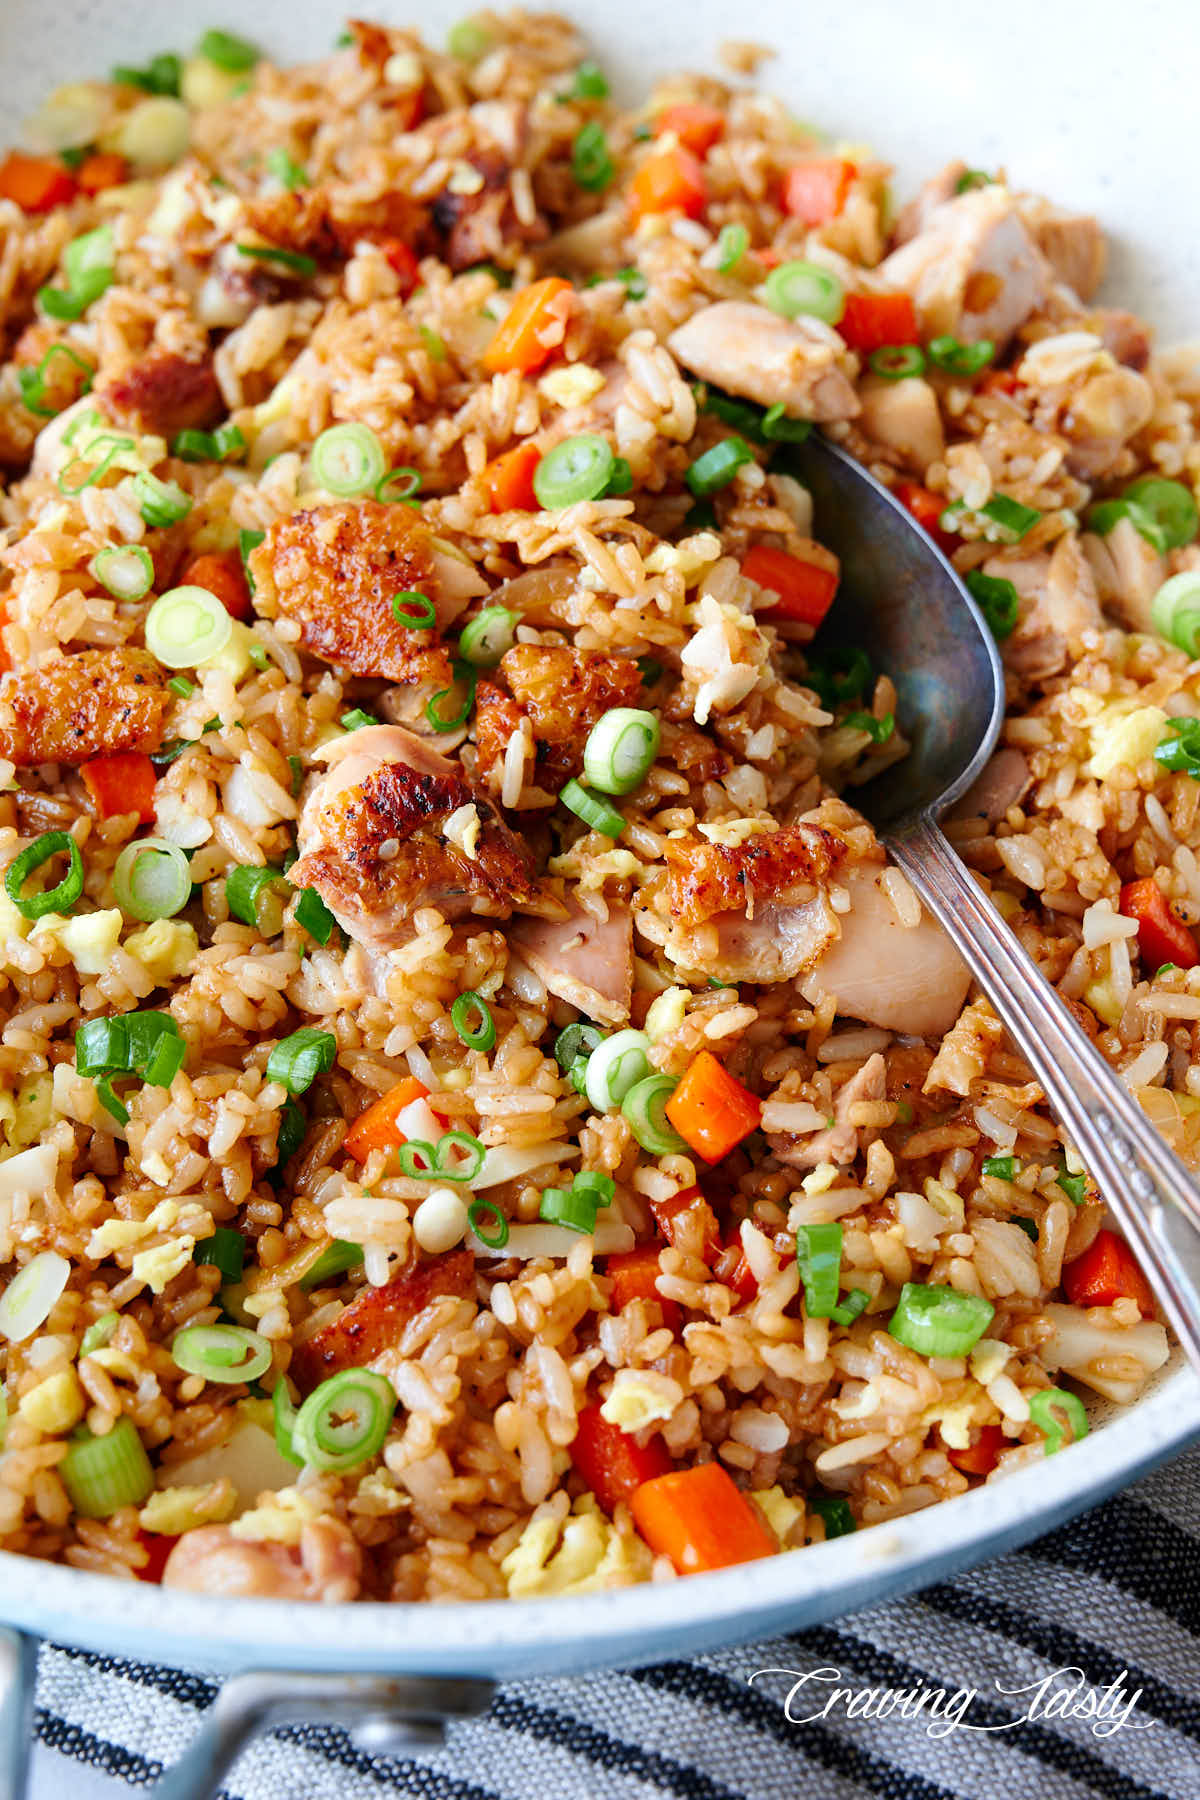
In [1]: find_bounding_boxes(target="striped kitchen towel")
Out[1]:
[28,1443,1200,1800]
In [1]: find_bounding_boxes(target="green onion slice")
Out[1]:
[1153,716,1200,778]
[868,344,927,380]
[572,121,614,191]
[829,1288,870,1328]
[621,1073,685,1154]
[295,886,335,945]
[132,472,192,528]
[275,1096,307,1165]
[1150,572,1200,657]
[375,466,422,506]
[60,1417,153,1518]
[685,435,754,497]
[312,422,387,497]
[17,343,93,418]
[763,260,844,324]
[5,831,84,920]
[569,59,608,98]
[0,1250,70,1343]
[426,660,477,733]
[584,1027,651,1113]
[447,18,493,60]
[239,528,265,594]
[1028,1386,1089,1456]
[398,1130,485,1184]
[468,1198,509,1248]
[582,707,660,794]
[145,584,232,667]
[808,1492,856,1538]
[266,146,308,189]
[225,864,287,936]
[198,28,260,70]
[340,708,380,733]
[981,494,1040,542]
[79,1310,120,1358]
[192,1227,246,1283]
[926,335,995,376]
[57,435,135,495]
[1056,1164,1088,1206]
[299,1238,364,1291]
[273,1376,303,1465]
[842,710,895,744]
[554,1022,604,1074]
[539,1185,598,1232]
[172,1323,272,1384]
[266,1028,336,1095]
[235,243,317,278]
[459,606,516,668]
[111,53,182,96]
[982,1155,1017,1181]
[796,1221,843,1317]
[113,838,191,923]
[451,990,496,1051]
[761,404,811,443]
[1122,476,1199,551]
[291,1367,397,1472]
[572,1170,615,1205]
[964,570,1019,640]
[533,435,616,510]
[887,1281,995,1358]
[88,544,154,600]
[805,645,872,707]
[715,223,749,273]
[392,591,437,628]
[560,778,625,838]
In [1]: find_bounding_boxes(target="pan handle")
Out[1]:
[0,1627,37,1800]
[153,1669,495,1800]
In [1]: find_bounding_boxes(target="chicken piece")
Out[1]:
[474,644,643,795]
[1025,204,1107,303]
[1081,515,1167,634]
[879,188,1050,348]
[952,747,1033,825]
[242,182,425,265]
[667,301,860,422]
[799,865,971,1037]
[290,1247,476,1391]
[99,351,222,438]
[431,145,547,271]
[248,501,484,684]
[290,723,540,952]
[991,534,1103,678]
[660,719,729,786]
[856,375,944,473]
[163,1516,361,1602]
[659,824,847,984]
[509,894,634,1026]
[891,160,968,247]
[770,1052,886,1170]
[1062,366,1155,480]
[1087,308,1151,373]
[0,649,169,766]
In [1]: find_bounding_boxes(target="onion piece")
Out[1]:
[473,1141,581,1191]
[0,1250,70,1343]
[472,1215,635,1260]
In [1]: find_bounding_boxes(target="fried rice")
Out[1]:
[0,11,1192,1602]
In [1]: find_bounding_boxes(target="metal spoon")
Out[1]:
[789,434,1200,1370]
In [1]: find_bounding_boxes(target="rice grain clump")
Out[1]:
[0,13,1189,1599]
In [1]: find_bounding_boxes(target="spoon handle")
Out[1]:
[887,812,1200,1373]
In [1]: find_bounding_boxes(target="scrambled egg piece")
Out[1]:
[89,1200,211,1292]
[697,816,777,848]
[538,364,606,408]
[17,1368,85,1435]
[200,620,257,685]
[0,1074,53,1152]
[645,530,723,584]
[920,1393,980,1451]
[229,1484,326,1546]
[89,1199,182,1256]
[31,908,122,975]
[753,1485,802,1547]
[802,1162,838,1196]
[1084,973,1124,1028]
[969,1338,1012,1385]
[124,919,199,984]
[140,1480,237,1536]
[600,1370,682,1433]
[1084,701,1169,779]
[644,986,688,1043]
[132,1236,196,1293]
[501,1499,652,1597]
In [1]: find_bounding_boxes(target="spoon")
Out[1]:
[789,433,1200,1371]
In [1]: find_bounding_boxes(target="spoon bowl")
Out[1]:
[789,434,1200,1368]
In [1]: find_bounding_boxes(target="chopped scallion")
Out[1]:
[621,1073,685,1154]
[290,1367,396,1472]
[295,886,336,945]
[451,990,496,1051]
[582,707,660,794]
[88,544,153,600]
[193,1227,246,1283]
[685,435,754,497]
[459,605,516,667]
[560,778,625,837]
[5,831,83,920]
[887,1281,995,1358]
[172,1323,271,1384]
[1028,1385,1088,1455]
[762,260,844,325]
[235,243,317,278]
[145,584,231,667]
[796,1221,843,1317]
[533,434,616,509]
[311,422,387,497]
[266,1028,336,1096]
[572,121,613,191]
[60,1417,153,1517]
[112,838,191,923]
[965,569,1020,640]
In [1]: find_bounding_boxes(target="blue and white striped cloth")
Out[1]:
[30,1445,1200,1800]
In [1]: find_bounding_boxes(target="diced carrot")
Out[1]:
[481,440,541,513]
[895,480,956,553]
[837,291,919,355]
[978,368,1019,397]
[343,1077,431,1162]
[646,1184,722,1263]
[947,1423,1007,1477]
[80,751,157,824]
[77,153,128,196]
[780,158,856,227]
[665,1051,762,1166]
[721,1245,759,1303]
[628,146,707,228]
[631,1462,776,1573]
[135,1530,178,1583]
[0,152,76,213]
[571,1400,673,1515]
[179,551,253,624]
[380,238,420,298]
[751,246,784,271]
[1063,1228,1156,1319]
[741,543,838,627]
[655,103,726,159]
[1118,877,1199,972]
[607,1245,682,1331]
[481,276,574,376]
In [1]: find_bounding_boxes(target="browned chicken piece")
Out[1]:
[99,351,223,438]
[509,894,634,1026]
[880,188,1050,348]
[0,649,169,766]
[474,644,643,795]
[242,182,426,265]
[248,501,484,684]
[668,302,859,422]
[856,375,944,472]
[770,1052,887,1170]
[991,534,1103,677]
[799,866,971,1037]
[1081,514,1165,634]
[163,1516,361,1601]
[432,147,548,271]
[290,1247,476,1391]
[660,719,729,786]
[658,824,847,984]
[1025,205,1107,302]
[290,723,540,952]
